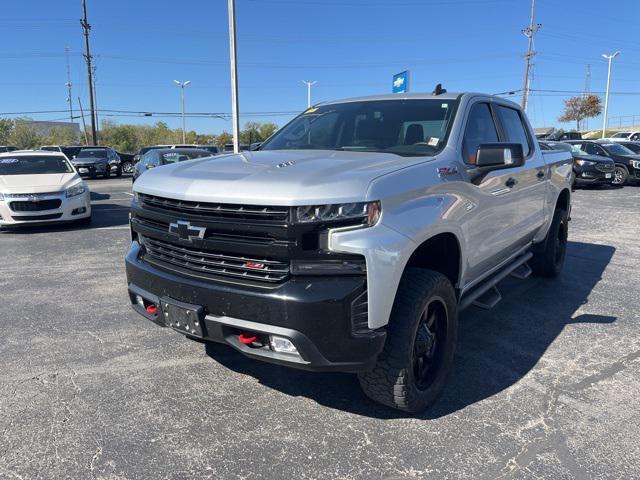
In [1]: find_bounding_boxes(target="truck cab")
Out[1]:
[125,91,572,412]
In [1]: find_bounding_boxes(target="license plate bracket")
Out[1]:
[160,297,205,338]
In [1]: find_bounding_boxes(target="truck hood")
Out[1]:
[0,173,79,193]
[134,150,428,205]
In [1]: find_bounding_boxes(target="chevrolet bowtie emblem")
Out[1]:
[168,220,206,242]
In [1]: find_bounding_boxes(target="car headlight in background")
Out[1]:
[292,201,381,226]
[65,183,87,198]
[630,160,640,169]
[575,159,596,166]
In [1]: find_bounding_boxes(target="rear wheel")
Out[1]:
[358,269,458,413]
[121,161,133,174]
[530,208,568,278]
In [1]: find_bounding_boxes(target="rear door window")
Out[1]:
[495,105,532,157]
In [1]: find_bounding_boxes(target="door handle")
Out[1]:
[536,170,546,180]
[505,177,517,188]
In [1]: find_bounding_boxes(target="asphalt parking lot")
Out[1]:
[1,177,639,479]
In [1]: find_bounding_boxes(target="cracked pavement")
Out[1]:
[1,177,639,479]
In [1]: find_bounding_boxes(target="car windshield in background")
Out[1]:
[570,145,589,156]
[77,149,108,159]
[611,133,629,138]
[0,156,74,175]
[603,143,635,155]
[160,150,210,164]
[260,99,458,157]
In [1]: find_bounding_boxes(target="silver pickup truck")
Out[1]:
[126,90,573,412]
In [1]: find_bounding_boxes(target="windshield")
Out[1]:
[570,145,589,156]
[0,155,74,175]
[611,132,629,138]
[260,99,458,157]
[160,151,210,164]
[77,149,108,159]
[603,143,635,155]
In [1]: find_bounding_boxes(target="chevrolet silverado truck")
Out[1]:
[126,91,573,412]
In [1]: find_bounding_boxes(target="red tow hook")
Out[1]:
[238,332,258,345]
[146,304,158,315]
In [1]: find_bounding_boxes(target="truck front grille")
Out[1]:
[139,193,289,223]
[10,199,62,212]
[141,235,290,283]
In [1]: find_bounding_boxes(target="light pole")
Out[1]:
[302,80,317,108]
[227,0,240,154]
[601,51,620,139]
[174,80,191,143]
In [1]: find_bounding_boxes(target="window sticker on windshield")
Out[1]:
[163,152,180,157]
[0,158,19,164]
[304,107,318,114]
[441,103,448,108]
[428,137,440,146]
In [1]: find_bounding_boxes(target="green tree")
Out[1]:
[215,131,233,148]
[0,118,13,145]
[559,95,602,131]
[9,119,40,149]
[258,122,278,141]
[43,126,79,146]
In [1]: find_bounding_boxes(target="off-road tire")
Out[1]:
[358,269,458,413]
[530,208,568,278]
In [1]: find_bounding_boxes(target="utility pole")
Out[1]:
[582,64,591,130]
[92,65,99,144]
[65,46,74,124]
[302,80,317,108]
[81,0,97,145]
[602,51,620,139]
[173,80,192,143]
[227,0,240,154]
[521,0,541,113]
[78,96,89,145]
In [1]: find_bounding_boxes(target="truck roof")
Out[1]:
[317,91,520,108]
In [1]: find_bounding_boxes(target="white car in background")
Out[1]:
[607,131,640,142]
[0,150,91,228]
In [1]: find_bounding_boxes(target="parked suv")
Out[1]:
[540,141,614,187]
[126,91,572,412]
[608,131,640,142]
[72,147,122,178]
[566,140,640,186]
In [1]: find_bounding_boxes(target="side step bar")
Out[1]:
[459,252,533,311]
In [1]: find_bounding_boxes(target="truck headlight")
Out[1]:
[292,201,381,226]
[575,159,596,166]
[65,183,87,198]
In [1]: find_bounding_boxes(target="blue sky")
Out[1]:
[1,0,639,135]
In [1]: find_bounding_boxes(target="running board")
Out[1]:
[459,252,533,311]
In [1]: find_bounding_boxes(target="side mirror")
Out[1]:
[475,143,525,170]
[250,142,262,151]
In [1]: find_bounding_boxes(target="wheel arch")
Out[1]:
[404,232,462,290]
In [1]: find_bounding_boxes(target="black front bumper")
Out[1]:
[125,242,385,372]
[574,166,613,185]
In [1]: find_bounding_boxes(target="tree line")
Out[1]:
[0,118,279,153]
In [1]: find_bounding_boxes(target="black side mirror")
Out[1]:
[476,143,525,170]
[250,142,262,151]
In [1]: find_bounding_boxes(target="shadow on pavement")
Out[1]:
[204,240,616,419]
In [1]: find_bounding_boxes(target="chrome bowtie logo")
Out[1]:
[28,195,40,203]
[168,220,206,242]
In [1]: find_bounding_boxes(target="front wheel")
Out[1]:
[530,208,568,278]
[358,269,458,413]
[121,161,133,174]
[612,165,628,186]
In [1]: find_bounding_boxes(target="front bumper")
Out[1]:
[574,167,614,185]
[0,192,91,226]
[125,241,386,372]
[72,163,108,177]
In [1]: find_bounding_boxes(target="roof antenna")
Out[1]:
[432,83,447,96]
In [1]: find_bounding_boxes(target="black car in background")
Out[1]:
[116,151,136,175]
[565,140,640,186]
[72,147,122,178]
[541,141,614,187]
[617,141,640,155]
[40,145,84,159]
[132,148,213,182]
[0,146,18,152]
